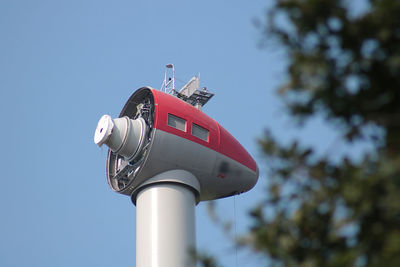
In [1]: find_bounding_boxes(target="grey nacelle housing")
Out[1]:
[101,87,258,203]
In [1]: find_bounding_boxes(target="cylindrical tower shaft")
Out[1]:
[136,183,196,267]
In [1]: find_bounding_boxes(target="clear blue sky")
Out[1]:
[0,1,363,266]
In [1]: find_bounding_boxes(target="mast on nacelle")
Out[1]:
[160,64,214,110]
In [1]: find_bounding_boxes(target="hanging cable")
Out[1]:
[234,195,238,267]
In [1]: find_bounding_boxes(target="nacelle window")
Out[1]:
[192,123,209,142]
[168,114,187,132]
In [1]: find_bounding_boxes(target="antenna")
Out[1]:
[160,63,175,94]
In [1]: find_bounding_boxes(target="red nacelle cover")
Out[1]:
[152,89,257,173]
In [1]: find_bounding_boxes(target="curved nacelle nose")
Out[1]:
[94,115,148,161]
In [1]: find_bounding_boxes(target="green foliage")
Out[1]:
[267,0,400,143]
[242,0,400,266]
[193,249,221,267]
[253,133,400,266]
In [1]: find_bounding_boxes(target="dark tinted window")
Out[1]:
[168,114,186,131]
[192,123,209,141]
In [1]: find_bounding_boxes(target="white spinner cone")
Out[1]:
[94,114,148,161]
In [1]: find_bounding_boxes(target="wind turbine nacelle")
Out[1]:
[94,87,258,202]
